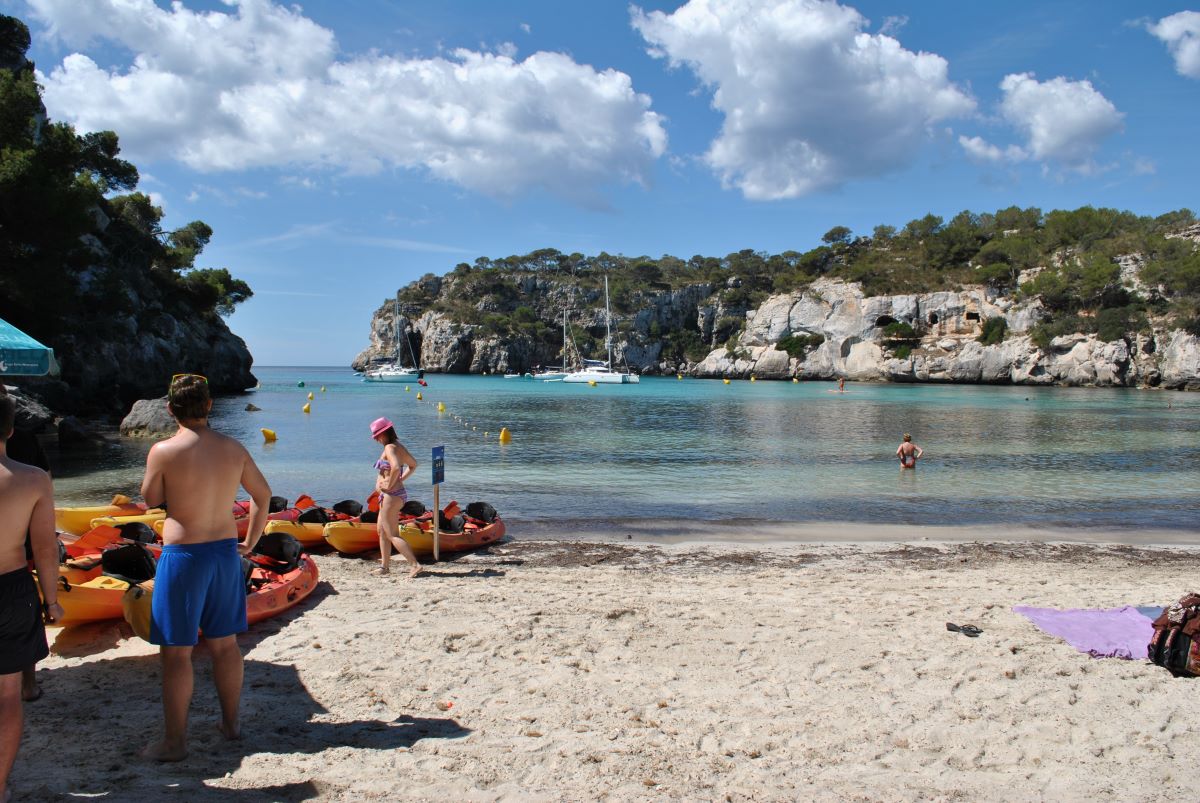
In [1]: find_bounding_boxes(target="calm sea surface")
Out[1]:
[50,366,1200,536]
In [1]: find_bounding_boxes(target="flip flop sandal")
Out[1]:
[946,622,983,637]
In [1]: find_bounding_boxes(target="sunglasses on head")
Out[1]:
[171,373,208,385]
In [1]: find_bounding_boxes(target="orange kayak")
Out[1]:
[122,553,320,638]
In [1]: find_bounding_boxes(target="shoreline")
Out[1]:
[14,535,1200,801]
[513,519,1200,547]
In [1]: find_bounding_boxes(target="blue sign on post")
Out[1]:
[432,445,445,485]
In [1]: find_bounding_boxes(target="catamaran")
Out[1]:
[562,277,640,384]
[363,298,421,382]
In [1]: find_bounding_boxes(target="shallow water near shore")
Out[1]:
[50,366,1200,536]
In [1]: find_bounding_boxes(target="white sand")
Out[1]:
[12,537,1200,801]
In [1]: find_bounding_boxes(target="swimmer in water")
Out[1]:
[896,433,923,469]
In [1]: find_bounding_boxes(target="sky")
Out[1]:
[4,0,1199,365]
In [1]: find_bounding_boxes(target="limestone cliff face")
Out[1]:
[355,275,1200,389]
[695,278,1196,388]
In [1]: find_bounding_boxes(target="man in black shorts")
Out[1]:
[0,389,63,800]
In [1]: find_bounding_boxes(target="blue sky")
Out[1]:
[6,0,1199,365]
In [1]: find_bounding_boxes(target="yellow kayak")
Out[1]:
[90,511,166,531]
[322,521,382,555]
[55,503,148,535]
[322,518,504,557]
[263,519,328,549]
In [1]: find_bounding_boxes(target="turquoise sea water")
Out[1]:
[51,366,1200,534]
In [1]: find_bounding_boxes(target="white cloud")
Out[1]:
[997,73,1123,171]
[26,0,666,203]
[1148,11,1200,78]
[631,0,974,200]
[958,73,1123,174]
[958,135,1026,164]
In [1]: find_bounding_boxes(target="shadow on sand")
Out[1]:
[14,655,471,800]
[19,580,468,800]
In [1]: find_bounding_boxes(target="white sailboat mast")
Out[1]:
[604,276,612,367]
[393,297,401,365]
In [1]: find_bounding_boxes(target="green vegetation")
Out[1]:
[977,317,1008,346]
[883,322,919,339]
[776,333,825,359]
[0,15,251,345]
[420,202,1196,360]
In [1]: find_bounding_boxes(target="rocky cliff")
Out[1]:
[354,272,1200,390]
[1,15,255,423]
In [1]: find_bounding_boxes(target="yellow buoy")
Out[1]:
[484,432,489,437]
[302,402,311,414]
[437,402,446,412]
[405,386,410,392]
[261,428,276,442]
[498,427,512,444]
[676,374,683,380]
[792,377,798,383]
[723,378,731,385]
[750,376,756,382]
[307,391,314,400]
[472,426,477,431]
[320,386,326,392]
[416,392,423,401]
[588,380,597,387]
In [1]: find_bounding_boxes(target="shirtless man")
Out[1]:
[896,433,923,469]
[0,391,62,802]
[139,374,271,762]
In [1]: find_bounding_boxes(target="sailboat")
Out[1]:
[363,299,421,382]
[533,305,570,381]
[562,277,640,384]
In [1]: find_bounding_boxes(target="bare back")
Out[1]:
[142,425,269,545]
[0,455,53,574]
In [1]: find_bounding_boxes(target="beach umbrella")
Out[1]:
[0,318,58,377]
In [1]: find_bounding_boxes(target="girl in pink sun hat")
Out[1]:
[369,417,421,578]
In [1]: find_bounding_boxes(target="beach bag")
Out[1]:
[100,543,156,585]
[465,501,497,524]
[1148,593,1200,677]
[438,511,465,533]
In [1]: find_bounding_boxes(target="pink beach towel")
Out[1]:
[1012,606,1155,660]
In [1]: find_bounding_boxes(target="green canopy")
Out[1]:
[0,318,58,376]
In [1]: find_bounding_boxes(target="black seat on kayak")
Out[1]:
[116,521,157,544]
[465,501,497,524]
[100,543,156,585]
[400,500,426,516]
[360,510,379,524]
[297,507,330,525]
[268,496,289,513]
[438,512,465,534]
[252,532,302,574]
[332,499,363,518]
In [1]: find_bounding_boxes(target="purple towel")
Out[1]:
[1013,606,1154,659]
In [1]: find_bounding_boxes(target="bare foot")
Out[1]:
[22,681,43,702]
[372,566,391,576]
[140,739,188,762]
[408,563,423,579]
[218,721,241,741]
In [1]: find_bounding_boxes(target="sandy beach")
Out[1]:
[12,535,1200,801]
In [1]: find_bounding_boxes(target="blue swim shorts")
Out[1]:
[150,539,247,647]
